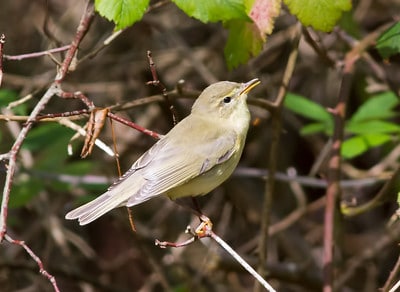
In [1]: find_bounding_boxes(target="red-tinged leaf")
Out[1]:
[248,0,281,40]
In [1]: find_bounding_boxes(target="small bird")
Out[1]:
[66,79,260,225]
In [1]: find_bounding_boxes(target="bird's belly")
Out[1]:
[166,154,239,200]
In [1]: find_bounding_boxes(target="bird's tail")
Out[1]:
[65,191,122,225]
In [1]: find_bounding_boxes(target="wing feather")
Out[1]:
[126,124,237,205]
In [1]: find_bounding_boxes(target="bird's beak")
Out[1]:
[240,78,260,95]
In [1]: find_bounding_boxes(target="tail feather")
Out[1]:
[65,192,121,225]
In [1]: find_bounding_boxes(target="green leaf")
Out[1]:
[362,133,392,147]
[376,22,400,59]
[342,133,392,159]
[342,136,367,159]
[346,120,400,135]
[300,122,329,135]
[284,93,333,122]
[62,161,94,175]
[0,89,18,107]
[23,123,73,152]
[350,91,399,122]
[95,0,150,30]
[172,0,249,23]
[248,0,281,39]
[224,20,263,69]
[283,0,352,32]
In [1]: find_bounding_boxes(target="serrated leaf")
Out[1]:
[284,93,333,122]
[351,91,399,122]
[95,0,150,30]
[172,0,249,23]
[346,120,400,135]
[248,0,281,40]
[376,22,400,59]
[284,0,351,32]
[224,20,264,69]
[300,122,328,135]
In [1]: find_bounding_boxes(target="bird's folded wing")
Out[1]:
[125,130,237,206]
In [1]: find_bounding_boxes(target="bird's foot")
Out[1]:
[155,216,213,249]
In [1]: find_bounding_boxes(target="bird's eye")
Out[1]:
[223,96,232,103]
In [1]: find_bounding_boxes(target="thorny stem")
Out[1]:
[322,21,391,291]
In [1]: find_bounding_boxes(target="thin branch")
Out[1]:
[302,27,335,67]
[255,23,301,292]
[0,83,62,241]
[323,72,351,292]
[3,45,71,61]
[55,1,95,83]
[341,166,400,217]
[383,254,400,292]
[4,231,60,292]
[107,112,162,140]
[146,50,178,125]
[155,218,276,291]
[323,22,394,291]
[79,29,123,62]
[210,231,276,292]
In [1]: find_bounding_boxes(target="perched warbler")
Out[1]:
[66,79,260,225]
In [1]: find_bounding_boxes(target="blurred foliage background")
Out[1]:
[1,0,400,291]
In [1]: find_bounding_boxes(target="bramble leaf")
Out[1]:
[376,22,400,59]
[224,20,263,69]
[350,91,399,122]
[172,0,249,23]
[284,0,352,32]
[95,0,150,30]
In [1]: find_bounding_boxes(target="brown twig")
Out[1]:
[0,83,61,241]
[155,217,276,291]
[0,3,95,291]
[55,1,95,83]
[341,166,400,217]
[0,33,5,87]
[322,21,393,291]
[382,254,400,292]
[4,234,60,292]
[323,73,351,292]
[3,45,71,61]
[146,50,178,125]
[107,112,162,140]
[254,23,301,292]
[302,27,336,67]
